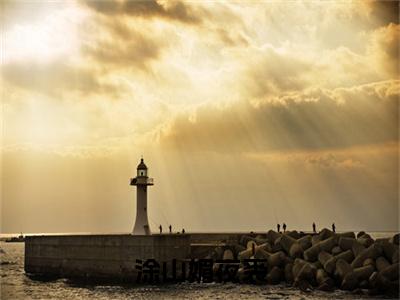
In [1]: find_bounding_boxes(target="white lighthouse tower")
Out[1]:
[130,158,154,235]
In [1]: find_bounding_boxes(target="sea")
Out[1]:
[0,232,397,299]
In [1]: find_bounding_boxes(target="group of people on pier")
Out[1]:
[277,223,336,233]
[158,224,185,234]
[158,223,337,235]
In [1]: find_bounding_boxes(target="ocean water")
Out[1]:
[0,239,396,300]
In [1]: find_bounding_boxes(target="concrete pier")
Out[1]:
[24,232,244,280]
[25,234,190,280]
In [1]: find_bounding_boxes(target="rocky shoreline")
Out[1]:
[205,229,399,297]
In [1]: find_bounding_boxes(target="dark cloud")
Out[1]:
[160,81,399,153]
[1,61,121,98]
[367,0,399,26]
[349,1,399,30]
[81,0,202,24]
[82,21,163,70]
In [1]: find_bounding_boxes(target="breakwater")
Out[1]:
[24,230,399,296]
[206,229,399,296]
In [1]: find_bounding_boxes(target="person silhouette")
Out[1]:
[169,225,172,233]
[277,224,281,233]
[312,222,316,233]
[283,223,287,232]
[159,225,162,234]
[182,228,185,234]
[332,223,336,233]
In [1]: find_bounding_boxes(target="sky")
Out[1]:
[1,0,399,234]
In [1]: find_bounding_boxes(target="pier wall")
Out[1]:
[187,233,242,244]
[25,234,191,280]
[24,232,260,280]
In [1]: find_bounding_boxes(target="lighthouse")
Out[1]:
[130,158,154,235]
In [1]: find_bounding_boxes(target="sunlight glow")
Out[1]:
[2,7,84,64]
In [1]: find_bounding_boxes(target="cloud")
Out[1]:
[1,60,121,98]
[305,153,363,170]
[81,18,167,71]
[364,0,399,27]
[367,23,399,77]
[159,80,399,153]
[238,47,315,98]
[81,0,203,24]
[236,39,397,104]
[83,31,162,71]
[2,1,399,150]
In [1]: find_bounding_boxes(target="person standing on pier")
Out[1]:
[312,222,316,233]
[159,225,162,234]
[332,223,336,233]
[169,225,172,233]
[283,223,287,232]
[277,224,281,233]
